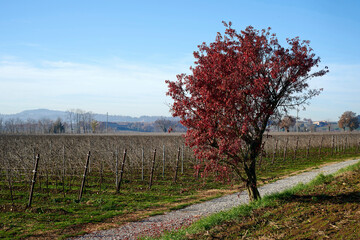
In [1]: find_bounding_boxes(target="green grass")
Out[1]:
[0,170,232,239]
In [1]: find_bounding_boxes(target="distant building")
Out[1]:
[313,121,328,127]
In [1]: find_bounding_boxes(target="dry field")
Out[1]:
[1,132,360,190]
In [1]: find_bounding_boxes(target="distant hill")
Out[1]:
[0,109,176,123]
[0,109,67,121]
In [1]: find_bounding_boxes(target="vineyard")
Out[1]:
[1,132,360,204]
[1,132,360,238]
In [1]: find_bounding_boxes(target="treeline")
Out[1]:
[0,109,98,134]
[0,110,186,134]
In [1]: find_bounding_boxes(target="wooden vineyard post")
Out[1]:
[306,138,311,159]
[62,145,66,197]
[148,149,156,190]
[258,150,263,168]
[88,140,91,173]
[115,150,119,189]
[46,148,49,195]
[331,135,335,156]
[116,149,127,193]
[293,137,299,160]
[99,160,104,192]
[283,138,289,161]
[27,154,40,208]
[319,136,324,155]
[335,136,338,153]
[69,168,73,191]
[344,136,348,153]
[78,151,91,202]
[181,144,184,174]
[173,147,180,184]
[49,140,53,192]
[340,136,343,153]
[162,145,165,178]
[272,139,278,164]
[32,147,41,191]
[4,149,14,206]
[6,167,14,206]
[141,147,145,181]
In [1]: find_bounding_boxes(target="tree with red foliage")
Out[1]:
[166,22,328,201]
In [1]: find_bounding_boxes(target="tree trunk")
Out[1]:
[245,180,261,202]
[244,157,261,202]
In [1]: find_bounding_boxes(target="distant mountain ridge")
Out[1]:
[0,109,176,122]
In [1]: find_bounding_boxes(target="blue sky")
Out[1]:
[1,0,359,121]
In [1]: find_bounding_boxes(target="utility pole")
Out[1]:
[296,108,299,132]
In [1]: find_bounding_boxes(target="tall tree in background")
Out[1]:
[66,110,75,133]
[166,22,328,201]
[279,116,296,132]
[155,118,173,132]
[91,120,99,133]
[338,111,359,131]
[52,118,65,134]
[38,118,52,134]
[0,117,3,133]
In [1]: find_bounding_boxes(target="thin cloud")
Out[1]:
[1,58,358,120]
[295,63,360,121]
[0,57,190,116]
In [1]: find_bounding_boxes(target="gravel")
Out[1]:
[70,159,360,240]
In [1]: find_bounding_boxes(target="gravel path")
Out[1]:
[71,159,360,240]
